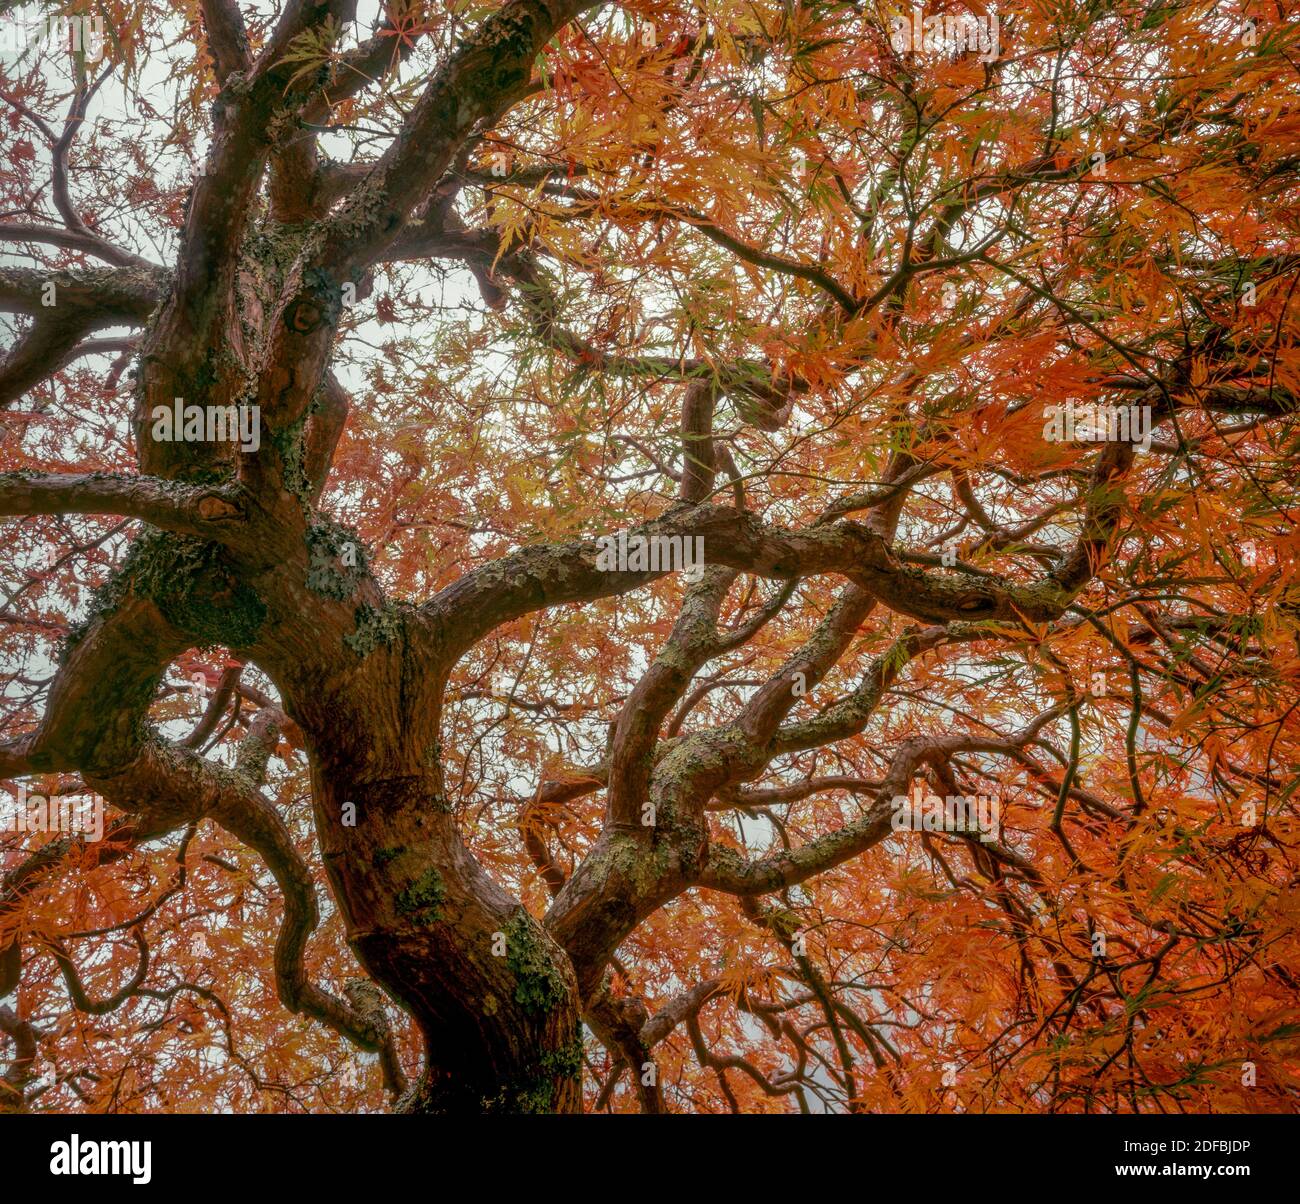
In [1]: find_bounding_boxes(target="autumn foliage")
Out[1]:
[1,0,1299,1114]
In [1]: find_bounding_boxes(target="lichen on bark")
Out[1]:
[61,529,266,658]
[504,908,569,1016]
[394,868,446,925]
[344,602,403,656]
[305,519,369,600]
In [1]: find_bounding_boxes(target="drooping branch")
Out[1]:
[0,264,167,319]
[0,472,248,539]
[81,720,409,1095]
[0,313,104,408]
[698,714,1067,897]
[423,492,1120,667]
[0,263,166,405]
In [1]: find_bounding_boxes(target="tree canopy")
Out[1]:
[1,0,1298,1114]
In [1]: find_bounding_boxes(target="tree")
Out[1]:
[0,0,1297,1115]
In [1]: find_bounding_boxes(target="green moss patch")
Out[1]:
[394,868,446,925]
[305,520,369,600]
[61,530,265,658]
[344,602,402,656]
[504,909,567,1016]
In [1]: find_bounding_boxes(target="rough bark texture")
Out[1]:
[3,3,1298,1115]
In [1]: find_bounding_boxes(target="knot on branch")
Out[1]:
[196,492,242,521]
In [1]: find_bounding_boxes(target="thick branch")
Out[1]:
[0,473,248,539]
